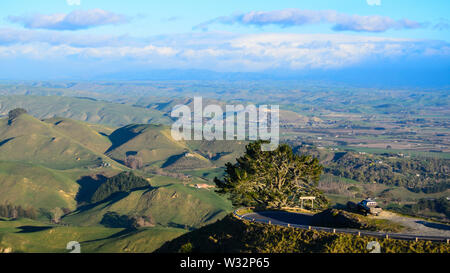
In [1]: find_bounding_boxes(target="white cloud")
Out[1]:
[0,30,448,71]
[367,0,382,6]
[67,0,81,6]
[8,9,128,31]
[195,8,423,33]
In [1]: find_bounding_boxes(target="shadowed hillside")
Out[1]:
[63,182,232,229]
[106,124,189,168]
[106,124,247,170]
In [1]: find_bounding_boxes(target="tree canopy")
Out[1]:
[215,141,328,209]
[91,172,150,203]
[8,108,27,122]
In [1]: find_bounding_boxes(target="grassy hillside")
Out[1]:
[0,161,78,210]
[156,215,450,253]
[0,95,171,127]
[0,112,244,254]
[0,113,236,223]
[83,227,186,253]
[107,124,247,170]
[186,140,247,166]
[44,117,113,154]
[135,98,322,127]
[0,98,249,171]
[0,114,115,170]
[163,152,213,171]
[0,113,126,211]
[63,181,233,229]
[0,217,185,253]
[107,124,188,168]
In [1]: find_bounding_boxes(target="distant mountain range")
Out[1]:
[3,65,448,87]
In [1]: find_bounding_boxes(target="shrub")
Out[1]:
[179,242,193,253]
[7,108,27,124]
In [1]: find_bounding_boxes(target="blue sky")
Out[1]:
[0,0,449,82]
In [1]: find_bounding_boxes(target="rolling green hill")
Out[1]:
[107,124,246,170]
[135,97,322,127]
[0,111,242,254]
[0,217,186,253]
[44,117,114,154]
[0,95,323,130]
[107,124,188,168]
[0,95,171,127]
[162,152,213,171]
[84,227,186,253]
[63,181,233,229]
[0,112,240,214]
[0,161,78,210]
[185,140,247,167]
[0,113,122,211]
[0,114,121,170]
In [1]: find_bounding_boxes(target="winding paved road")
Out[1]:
[235,210,450,243]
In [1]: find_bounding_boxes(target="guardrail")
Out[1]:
[234,209,450,243]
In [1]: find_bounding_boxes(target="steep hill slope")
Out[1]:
[0,114,115,170]
[107,124,247,170]
[0,114,124,211]
[63,182,232,229]
[0,161,78,210]
[107,124,189,168]
[43,117,113,154]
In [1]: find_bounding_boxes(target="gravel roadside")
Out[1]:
[375,211,450,237]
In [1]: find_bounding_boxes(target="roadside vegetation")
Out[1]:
[156,215,449,253]
[313,209,405,232]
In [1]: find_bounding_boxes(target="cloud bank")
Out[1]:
[8,9,128,31]
[195,9,424,33]
[0,28,448,72]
